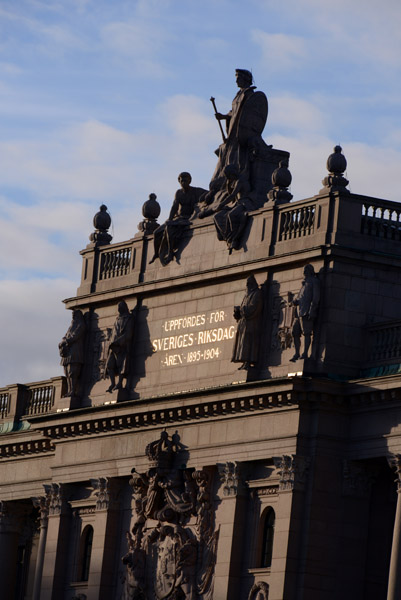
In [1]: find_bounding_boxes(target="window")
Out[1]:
[78,525,93,582]
[260,507,275,568]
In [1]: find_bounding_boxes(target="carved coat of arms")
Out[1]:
[121,431,219,600]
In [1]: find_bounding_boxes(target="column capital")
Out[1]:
[218,461,242,497]
[388,454,401,493]
[273,454,311,492]
[32,494,50,526]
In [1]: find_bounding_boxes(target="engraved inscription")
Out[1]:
[152,310,235,367]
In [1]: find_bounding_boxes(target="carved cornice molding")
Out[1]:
[273,455,310,492]
[0,438,54,458]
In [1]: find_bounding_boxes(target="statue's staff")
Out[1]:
[210,97,226,143]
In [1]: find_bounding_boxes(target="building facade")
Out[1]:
[1,148,401,600]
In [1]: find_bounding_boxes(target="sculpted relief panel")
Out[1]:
[121,432,219,600]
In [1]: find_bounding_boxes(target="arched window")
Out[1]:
[260,507,275,568]
[78,525,93,582]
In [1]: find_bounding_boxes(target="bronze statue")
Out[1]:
[232,275,263,370]
[59,309,86,398]
[149,172,206,266]
[106,301,134,392]
[207,69,269,209]
[290,264,320,361]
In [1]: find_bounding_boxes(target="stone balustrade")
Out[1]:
[0,377,66,426]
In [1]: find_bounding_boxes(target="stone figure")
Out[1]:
[199,164,258,253]
[149,172,207,266]
[106,301,134,392]
[232,275,263,370]
[207,69,269,209]
[58,309,86,398]
[122,432,218,600]
[290,264,320,361]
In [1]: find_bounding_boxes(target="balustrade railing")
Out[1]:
[367,320,401,362]
[99,246,132,280]
[0,393,9,419]
[361,201,401,241]
[278,204,315,241]
[25,385,54,415]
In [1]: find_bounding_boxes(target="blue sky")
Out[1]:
[1,0,401,386]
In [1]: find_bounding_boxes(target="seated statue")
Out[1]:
[149,172,206,266]
[199,164,258,252]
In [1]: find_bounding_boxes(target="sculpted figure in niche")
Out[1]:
[106,300,134,392]
[232,275,263,370]
[149,172,206,266]
[207,69,268,209]
[290,264,320,361]
[58,309,86,398]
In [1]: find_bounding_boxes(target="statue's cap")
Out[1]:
[235,68,253,82]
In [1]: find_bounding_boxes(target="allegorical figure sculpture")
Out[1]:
[106,300,134,392]
[207,69,269,209]
[200,163,258,253]
[290,264,320,361]
[150,172,206,266]
[59,309,86,398]
[232,275,263,370]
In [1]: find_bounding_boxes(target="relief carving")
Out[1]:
[273,455,310,492]
[231,275,263,371]
[121,431,219,600]
[58,309,86,399]
[106,301,135,393]
[248,581,269,600]
[218,461,240,497]
[290,264,320,362]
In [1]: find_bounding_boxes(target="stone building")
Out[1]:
[2,144,401,600]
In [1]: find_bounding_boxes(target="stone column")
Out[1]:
[40,483,71,600]
[387,455,401,600]
[86,477,120,600]
[0,501,25,597]
[31,494,50,600]
[214,461,247,600]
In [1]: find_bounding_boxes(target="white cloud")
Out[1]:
[252,30,307,70]
[269,95,326,135]
[0,278,74,387]
[100,20,172,77]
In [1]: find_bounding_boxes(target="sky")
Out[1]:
[1,0,401,387]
